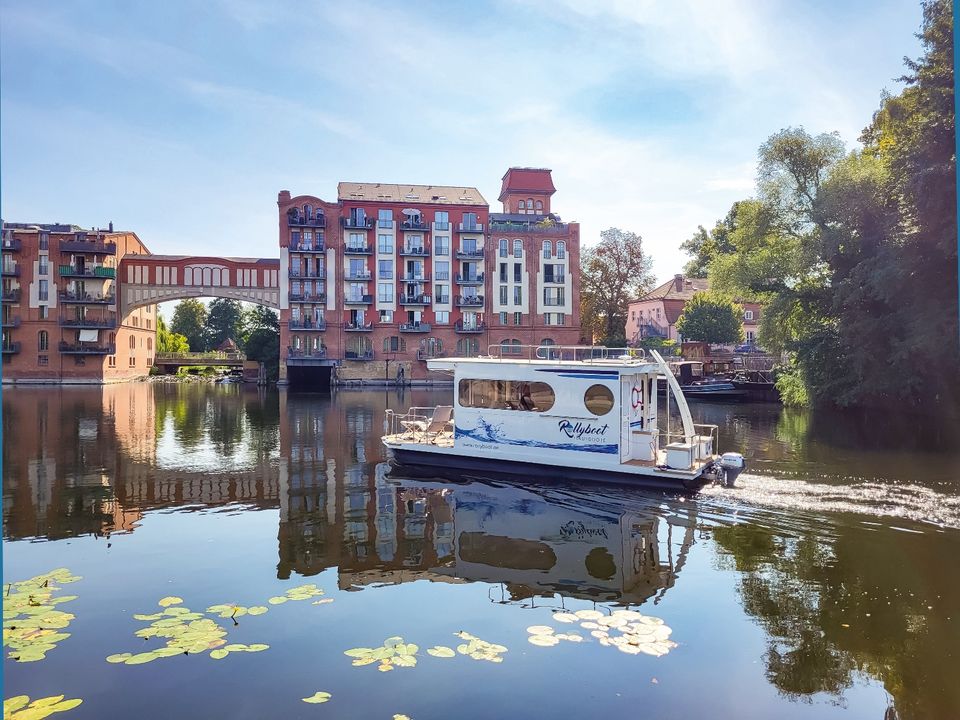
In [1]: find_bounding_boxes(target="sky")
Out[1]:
[1,0,924,286]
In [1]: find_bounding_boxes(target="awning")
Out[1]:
[401,208,420,216]
[78,329,99,342]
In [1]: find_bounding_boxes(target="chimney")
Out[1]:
[108,221,114,232]
[674,274,684,292]
[278,190,292,203]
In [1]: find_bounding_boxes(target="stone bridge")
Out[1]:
[118,255,280,314]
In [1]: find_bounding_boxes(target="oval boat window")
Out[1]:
[584,384,615,416]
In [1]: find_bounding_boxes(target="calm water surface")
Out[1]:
[3,384,959,719]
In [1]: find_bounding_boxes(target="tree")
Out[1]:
[206,299,244,350]
[680,202,740,278]
[580,228,655,345]
[241,304,280,342]
[675,292,744,344]
[170,299,208,352]
[156,315,189,353]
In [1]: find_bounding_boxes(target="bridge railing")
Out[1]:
[154,352,245,363]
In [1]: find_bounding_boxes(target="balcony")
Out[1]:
[455,273,484,285]
[455,248,484,260]
[344,322,373,332]
[2,316,20,328]
[344,244,373,255]
[1,264,19,277]
[288,292,326,303]
[60,316,116,328]
[286,347,329,365]
[434,295,450,304]
[434,222,450,231]
[399,322,431,333]
[288,213,326,228]
[544,274,566,284]
[457,223,484,233]
[288,268,326,279]
[59,291,116,304]
[341,217,374,230]
[417,349,446,360]
[400,220,431,232]
[399,246,429,257]
[290,241,326,253]
[455,321,486,333]
[1,289,21,303]
[345,350,374,360]
[434,272,450,281]
[58,265,116,279]
[344,295,373,305]
[543,298,566,307]
[59,341,116,355]
[398,294,431,306]
[60,239,117,255]
[489,219,569,235]
[345,270,372,281]
[456,295,484,307]
[400,274,429,283]
[288,318,327,331]
[1,238,22,252]
[1,341,20,354]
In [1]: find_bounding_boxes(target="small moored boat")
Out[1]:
[383,346,745,491]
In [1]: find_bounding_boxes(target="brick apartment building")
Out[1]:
[278,167,581,383]
[1,223,156,383]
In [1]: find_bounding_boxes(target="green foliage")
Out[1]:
[675,292,744,344]
[156,315,189,354]
[580,228,655,344]
[242,305,280,340]
[680,202,740,278]
[170,299,209,352]
[206,299,244,350]
[244,327,280,382]
[774,360,811,408]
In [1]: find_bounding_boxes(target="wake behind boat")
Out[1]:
[383,345,745,491]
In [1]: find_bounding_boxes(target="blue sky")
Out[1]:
[1,0,923,283]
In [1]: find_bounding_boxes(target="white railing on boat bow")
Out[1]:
[384,406,453,440]
[485,344,646,363]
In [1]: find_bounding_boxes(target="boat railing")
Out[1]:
[384,406,440,437]
[485,344,647,363]
[655,423,719,461]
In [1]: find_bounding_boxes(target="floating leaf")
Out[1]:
[6,695,83,719]
[344,648,375,658]
[384,636,403,647]
[4,570,81,663]
[378,663,394,672]
[246,644,269,652]
[247,606,268,616]
[574,610,603,621]
[267,596,288,605]
[4,697,29,713]
[528,635,560,647]
[526,626,554,636]
[393,716,411,720]
[427,646,455,658]
[302,692,332,704]
[352,657,376,666]
[106,653,133,664]
[553,613,578,623]
[579,621,600,630]
[125,652,160,665]
[157,597,183,607]
[210,649,229,660]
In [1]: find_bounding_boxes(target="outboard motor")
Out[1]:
[719,452,746,488]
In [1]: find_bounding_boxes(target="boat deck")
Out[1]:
[384,431,454,448]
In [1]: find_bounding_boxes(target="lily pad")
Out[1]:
[5,695,83,719]
[267,596,288,605]
[526,625,554,636]
[302,692,332,704]
[553,612,578,623]
[426,646,455,658]
[158,596,183,607]
[528,635,560,647]
[248,606,268,615]
[574,609,603,620]
[106,653,133,664]
[210,649,229,660]
[4,569,81,663]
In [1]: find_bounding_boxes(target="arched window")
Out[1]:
[557,241,566,259]
[38,330,48,351]
[527,198,534,213]
[147,337,153,351]
[109,332,116,345]
[456,338,479,356]
[511,339,522,355]
[535,200,543,213]
[518,200,526,210]
[383,336,405,353]
[542,240,552,259]
[303,203,313,220]
[129,336,135,350]
[499,239,508,257]
[513,240,522,258]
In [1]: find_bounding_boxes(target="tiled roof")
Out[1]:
[498,168,556,201]
[337,183,486,206]
[635,276,710,303]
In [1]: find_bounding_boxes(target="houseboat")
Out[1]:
[383,346,745,491]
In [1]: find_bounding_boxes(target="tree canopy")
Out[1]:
[675,293,744,344]
[170,299,208,352]
[156,315,189,354]
[206,299,244,350]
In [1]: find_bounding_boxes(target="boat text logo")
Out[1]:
[557,420,609,441]
[559,520,608,540]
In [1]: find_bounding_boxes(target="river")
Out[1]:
[2,384,958,719]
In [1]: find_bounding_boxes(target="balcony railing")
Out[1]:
[1,238,22,252]
[60,239,117,255]
[399,322,431,333]
[1,265,19,277]
[455,321,486,333]
[400,274,429,283]
[457,223,484,233]
[286,347,327,358]
[455,248,484,259]
[455,272,484,284]
[288,214,326,228]
[288,319,327,331]
[341,217,374,229]
[416,349,446,360]
[60,316,116,328]
[344,295,373,305]
[434,221,450,231]
[544,274,566,284]
[400,220,430,231]
[543,298,566,307]
[344,350,374,360]
[344,322,373,332]
[290,241,326,253]
[59,341,115,355]
[2,316,20,328]
[399,294,431,305]
[288,268,326,279]
[489,220,569,235]
[2,289,21,303]
[58,265,116,279]
[345,270,372,281]
[59,291,116,304]
[344,244,373,255]
[399,246,429,257]
[288,292,326,303]
[434,295,450,304]
[435,272,450,281]
[1,341,21,354]
[456,295,484,307]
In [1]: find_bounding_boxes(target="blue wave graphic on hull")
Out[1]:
[456,418,618,455]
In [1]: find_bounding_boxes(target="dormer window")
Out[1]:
[744,310,754,321]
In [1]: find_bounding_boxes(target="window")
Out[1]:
[38,355,48,366]
[38,258,48,275]
[378,260,393,278]
[108,356,116,367]
[378,209,394,228]
[435,236,449,256]
[544,313,566,326]
[458,378,555,412]
[514,312,522,326]
[513,287,522,305]
[544,287,565,306]
[349,233,366,250]
[291,231,301,247]
[584,384,615,416]
[527,198,534,212]
[499,285,508,305]
[535,200,543,214]
[378,283,393,302]
[513,264,522,283]
[499,263,507,282]
[378,234,393,254]
[499,312,508,325]
[557,241,566,259]
[39,280,48,302]
[39,233,49,250]
[543,240,552,259]
[435,261,450,281]
[499,239,508,257]
[147,338,153,351]
[462,212,478,230]
[513,240,522,258]
[434,284,449,303]
[129,336,136,350]
[38,331,48,351]
[746,330,755,342]
[518,200,526,210]
[383,336,406,352]
[435,211,449,230]
[39,306,48,320]
[744,310,754,320]
[379,309,393,323]
[109,332,116,344]
[435,311,449,325]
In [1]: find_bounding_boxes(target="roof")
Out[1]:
[633,276,710,303]
[498,168,556,201]
[4,222,89,232]
[337,182,486,206]
[142,255,279,265]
